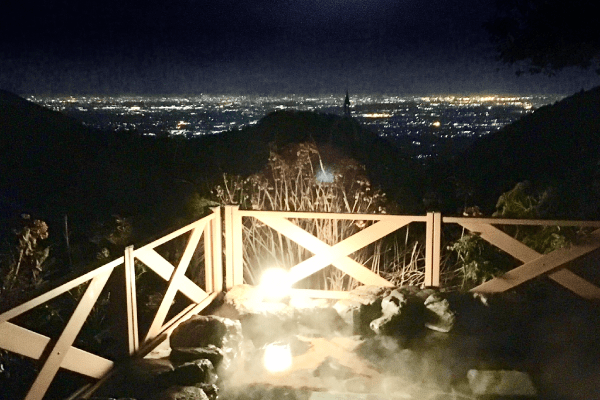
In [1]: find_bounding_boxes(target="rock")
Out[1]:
[423,293,456,333]
[197,383,219,400]
[170,315,243,372]
[156,359,217,388]
[467,369,537,396]
[381,289,408,315]
[92,358,175,399]
[369,289,424,337]
[313,356,355,380]
[170,315,239,348]
[170,345,225,367]
[333,285,392,335]
[148,385,209,400]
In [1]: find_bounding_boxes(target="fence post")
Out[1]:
[124,245,139,355]
[424,212,442,287]
[224,205,243,289]
[204,207,223,293]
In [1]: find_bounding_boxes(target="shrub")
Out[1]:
[212,142,426,290]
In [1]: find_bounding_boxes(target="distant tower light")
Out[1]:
[344,90,351,117]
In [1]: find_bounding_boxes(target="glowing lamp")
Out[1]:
[263,343,292,373]
[259,268,292,299]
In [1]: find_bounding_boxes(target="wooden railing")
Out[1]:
[443,216,600,297]
[223,207,600,300]
[2,206,600,399]
[0,209,222,400]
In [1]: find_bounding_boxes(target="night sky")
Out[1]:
[2,0,600,96]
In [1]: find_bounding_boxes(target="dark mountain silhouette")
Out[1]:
[0,89,107,217]
[448,86,600,218]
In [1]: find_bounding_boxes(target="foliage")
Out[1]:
[493,181,573,254]
[485,0,600,75]
[447,233,515,289]
[0,215,51,299]
[447,181,578,289]
[212,142,426,290]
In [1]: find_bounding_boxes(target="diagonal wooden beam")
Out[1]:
[472,229,600,294]
[459,222,542,263]
[0,322,113,379]
[287,219,408,284]
[134,247,208,303]
[25,270,112,400]
[0,257,123,324]
[255,216,394,287]
[548,269,600,300]
[144,225,205,342]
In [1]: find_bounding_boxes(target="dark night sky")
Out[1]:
[2,0,600,96]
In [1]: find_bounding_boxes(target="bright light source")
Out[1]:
[259,268,292,299]
[263,343,292,372]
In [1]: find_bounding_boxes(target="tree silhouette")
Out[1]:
[485,0,600,75]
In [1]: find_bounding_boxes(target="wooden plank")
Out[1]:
[0,322,113,379]
[432,212,441,286]
[232,207,244,287]
[134,248,208,303]
[137,291,219,359]
[224,205,238,289]
[424,212,441,286]
[204,220,214,293]
[136,212,216,253]
[256,216,393,287]
[472,229,600,294]
[548,269,600,300]
[459,222,542,263]
[239,209,428,222]
[444,217,600,227]
[124,246,139,355]
[144,226,204,342]
[25,270,112,400]
[211,209,223,293]
[0,257,123,324]
[287,219,407,284]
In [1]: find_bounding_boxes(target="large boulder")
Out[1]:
[170,315,243,372]
[369,289,425,338]
[423,293,456,333]
[333,285,393,336]
[170,345,224,367]
[156,359,218,388]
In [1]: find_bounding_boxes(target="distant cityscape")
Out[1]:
[30,94,562,159]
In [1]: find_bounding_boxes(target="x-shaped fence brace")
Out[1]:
[447,218,600,299]
[2,208,600,400]
[0,209,221,400]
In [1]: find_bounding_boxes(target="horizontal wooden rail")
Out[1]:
[237,209,429,222]
[443,216,600,227]
[2,207,600,400]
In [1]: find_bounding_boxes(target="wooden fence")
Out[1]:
[0,209,222,400]
[2,206,600,399]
